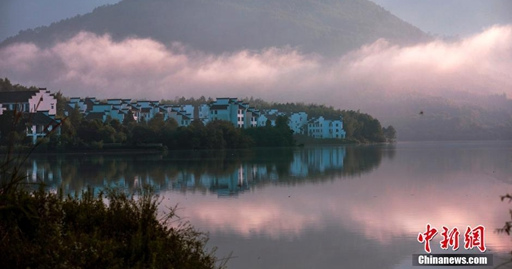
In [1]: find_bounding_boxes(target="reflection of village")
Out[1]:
[175,147,347,197]
[23,147,348,197]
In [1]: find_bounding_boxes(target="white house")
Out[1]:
[289,112,308,134]
[0,88,57,116]
[198,104,210,124]
[208,98,249,128]
[246,107,259,128]
[25,112,61,144]
[307,116,346,139]
[257,114,269,127]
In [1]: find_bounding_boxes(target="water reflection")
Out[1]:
[10,142,512,268]
[17,145,391,195]
[151,142,512,269]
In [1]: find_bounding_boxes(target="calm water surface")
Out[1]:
[22,141,512,268]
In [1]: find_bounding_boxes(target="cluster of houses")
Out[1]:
[0,88,346,144]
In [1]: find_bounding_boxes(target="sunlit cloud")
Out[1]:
[0,25,511,108]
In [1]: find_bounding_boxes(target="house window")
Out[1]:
[51,104,54,110]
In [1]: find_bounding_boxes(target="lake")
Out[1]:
[19,141,512,268]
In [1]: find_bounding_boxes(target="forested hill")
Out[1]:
[1,0,428,56]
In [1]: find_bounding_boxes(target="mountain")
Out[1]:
[363,93,512,141]
[0,0,428,56]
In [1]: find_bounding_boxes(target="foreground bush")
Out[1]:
[0,165,224,268]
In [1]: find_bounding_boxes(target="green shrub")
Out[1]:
[0,160,225,269]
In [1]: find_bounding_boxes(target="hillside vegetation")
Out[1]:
[1,0,427,56]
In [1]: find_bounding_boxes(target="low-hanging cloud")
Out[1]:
[1,25,511,108]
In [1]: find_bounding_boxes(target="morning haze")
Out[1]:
[1,0,511,140]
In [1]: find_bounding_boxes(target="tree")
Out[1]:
[53,91,67,118]
[130,125,155,145]
[383,125,397,142]
[0,111,27,145]
[0,77,37,92]
[122,110,136,126]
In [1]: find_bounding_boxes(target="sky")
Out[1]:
[0,0,121,41]
[371,0,512,37]
[2,0,512,42]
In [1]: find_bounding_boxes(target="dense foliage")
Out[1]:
[239,98,395,143]
[0,78,37,92]
[0,153,225,269]
[0,108,295,151]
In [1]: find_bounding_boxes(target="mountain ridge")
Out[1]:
[0,0,428,56]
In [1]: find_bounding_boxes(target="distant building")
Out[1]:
[288,112,308,134]
[307,116,346,139]
[25,112,61,144]
[208,98,249,128]
[0,89,61,144]
[0,88,57,116]
[198,104,210,124]
[62,94,346,139]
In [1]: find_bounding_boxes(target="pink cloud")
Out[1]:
[0,25,511,107]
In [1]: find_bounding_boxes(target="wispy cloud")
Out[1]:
[1,25,511,108]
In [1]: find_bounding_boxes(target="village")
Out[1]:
[0,88,346,144]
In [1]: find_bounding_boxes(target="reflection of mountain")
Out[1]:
[19,146,389,195]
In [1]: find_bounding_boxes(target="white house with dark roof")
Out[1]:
[307,116,346,139]
[25,111,61,144]
[209,98,243,127]
[0,88,57,115]
[23,111,61,144]
[163,105,192,126]
[246,107,259,128]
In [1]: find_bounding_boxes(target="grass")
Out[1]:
[0,124,227,268]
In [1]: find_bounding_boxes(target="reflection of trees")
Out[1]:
[20,145,393,194]
[340,146,385,177]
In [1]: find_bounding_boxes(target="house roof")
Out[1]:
[85,112,106,121]
[266,114,278,120]
[210,104,229,110]
[25,112,59,126]
[0,90,38,103]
